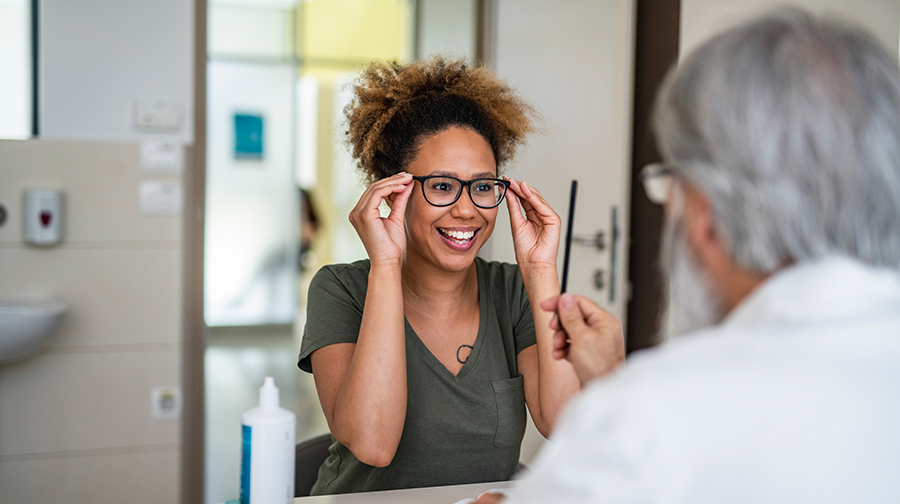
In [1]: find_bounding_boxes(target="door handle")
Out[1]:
[571,231,606,251]
[593,269,605,290]
[609,206,620,303]
[569,217,617,301]
[571,231,608,293]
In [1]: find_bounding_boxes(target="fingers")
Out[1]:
[556,293,589,336]
[541,297,562,331]
[350,173,413,226]
[552,328,570,356]
[505,177,556,216]
[544,294,612,331]
[386,180,414,224]
[541,295,571,327]
[506,178,539,221]
[519,196,540,223]
[473,491,506,504]
[575,295,617,330]
[509,179,559,224]
[549,314,560,331]
[505,177,561,244]
[546,296,611,337]
[542,295,570,359]
[354,175,407,216]
[504,177,534,232]
[369,172,413,203]
[540,296,559,312]
[544,292,625,380]
[504,180,527,229]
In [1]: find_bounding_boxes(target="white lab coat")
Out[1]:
[509,256,900,503]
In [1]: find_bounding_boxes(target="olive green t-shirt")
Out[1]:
[298,257,537,495]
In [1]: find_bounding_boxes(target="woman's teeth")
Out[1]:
[440,229,475,244]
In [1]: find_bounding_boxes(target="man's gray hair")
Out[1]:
[653,8,900,273]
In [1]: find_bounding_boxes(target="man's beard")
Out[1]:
[659,214,726,339]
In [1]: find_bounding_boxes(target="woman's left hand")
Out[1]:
[504,177,560,270]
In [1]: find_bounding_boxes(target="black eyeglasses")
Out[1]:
[639,163,676,205]
[412,175,510,209]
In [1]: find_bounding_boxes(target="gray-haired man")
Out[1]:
[476,8,900,504]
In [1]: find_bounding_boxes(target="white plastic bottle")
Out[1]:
[240,377,296,504]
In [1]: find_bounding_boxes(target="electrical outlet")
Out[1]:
[151,386,182,419]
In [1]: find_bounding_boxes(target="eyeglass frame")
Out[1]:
[411,175,511,209]
[639,163,677,205]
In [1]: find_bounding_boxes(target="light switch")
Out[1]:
[141,141,185,173]
[24,190,63,245]
[140,181,183,215]
[134,100,181,130]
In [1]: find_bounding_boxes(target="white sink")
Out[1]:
[0,299,67,363]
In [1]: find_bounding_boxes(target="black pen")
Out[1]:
[561,180,577,293]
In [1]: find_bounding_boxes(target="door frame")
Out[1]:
[182,0,206,502]
[625,0,680,354]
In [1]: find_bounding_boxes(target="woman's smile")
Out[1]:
[437,226,480,250]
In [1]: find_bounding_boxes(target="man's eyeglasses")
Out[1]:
[412,175,511,209]
[640,163,675,205]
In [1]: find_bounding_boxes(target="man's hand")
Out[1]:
[541,293,625,386]
[472,491,506,504]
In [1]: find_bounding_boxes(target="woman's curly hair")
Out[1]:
[346,57,537,182]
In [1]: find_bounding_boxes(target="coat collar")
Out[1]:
[721,256,900,330]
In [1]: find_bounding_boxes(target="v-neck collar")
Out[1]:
[405,258,489,382]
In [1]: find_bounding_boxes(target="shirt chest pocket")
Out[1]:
[491,375,527,448]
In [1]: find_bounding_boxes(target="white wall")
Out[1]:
[0,140,184,503]
[40,0,194,142]
[208,4,294,59]
[0,0,192,501]
[417,0,477,61]
[680,0,900,59]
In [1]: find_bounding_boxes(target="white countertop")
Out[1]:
[294,481,513,504]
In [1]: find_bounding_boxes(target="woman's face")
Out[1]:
[402,126,499,274]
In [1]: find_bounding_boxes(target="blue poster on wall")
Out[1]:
[234,113,264,159]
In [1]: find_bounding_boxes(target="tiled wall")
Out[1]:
[0,139,183,503]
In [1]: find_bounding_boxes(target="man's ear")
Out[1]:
[385,193,395,209]
[683,185,717,253]
[682,182,768,312]
[683,184,736,299]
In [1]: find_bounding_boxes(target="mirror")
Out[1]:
[202,0,478,501]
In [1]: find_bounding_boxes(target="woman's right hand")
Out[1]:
[348,172,414,267]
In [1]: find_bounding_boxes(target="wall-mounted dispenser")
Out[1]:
[24,190,64,246]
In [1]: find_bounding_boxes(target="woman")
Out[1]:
[298,58,580,494]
